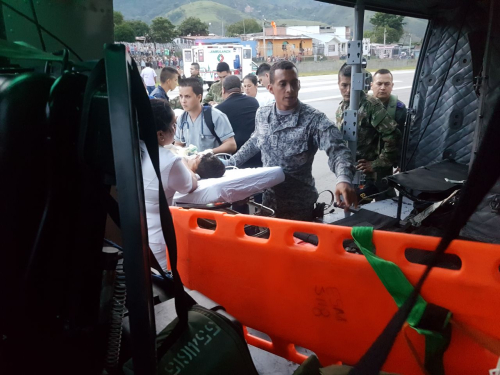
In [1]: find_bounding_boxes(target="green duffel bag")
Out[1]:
[123,300,259,375]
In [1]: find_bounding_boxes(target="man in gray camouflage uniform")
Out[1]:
[335,64,402,198]
[232,61,356,221]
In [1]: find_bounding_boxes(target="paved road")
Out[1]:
[296,70,416,198]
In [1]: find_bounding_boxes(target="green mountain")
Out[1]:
[114,0,427,41]
[165,1,248,29]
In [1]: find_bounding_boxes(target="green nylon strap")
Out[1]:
[351,227,451,375]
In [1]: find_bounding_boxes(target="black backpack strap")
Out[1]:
[203,106,222,145]
[349,98,500,375]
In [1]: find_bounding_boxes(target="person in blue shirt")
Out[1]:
[150,67,182,109]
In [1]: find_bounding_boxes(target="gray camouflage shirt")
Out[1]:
[233,101,355,220]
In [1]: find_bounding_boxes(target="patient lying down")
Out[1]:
[187,153,226,179]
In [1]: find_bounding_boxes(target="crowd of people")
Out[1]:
[120,42,183,70]
[140,59,406,268]
[255,53,303,64]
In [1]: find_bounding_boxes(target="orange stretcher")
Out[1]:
[169,207,500,374]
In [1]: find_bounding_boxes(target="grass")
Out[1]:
[166,1,247,25]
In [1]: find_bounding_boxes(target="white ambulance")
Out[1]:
[182,44,253,86]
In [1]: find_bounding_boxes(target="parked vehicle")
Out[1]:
[182,44,253,85]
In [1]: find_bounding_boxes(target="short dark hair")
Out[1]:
[338,63,351,78]
[269,61,298,84]
[256,63,271,77]
[243,74,258,86]
[216,62,230,73]
[191,62,200,70]
[222,75,241,93]
[146,62,151,68]
[160,67,179,84]
[150,99,175,133]
[197,154,225,179]
[373,68,393,79]
[179,78,203,96]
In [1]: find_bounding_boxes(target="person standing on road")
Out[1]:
[232,61,357,221]
[256,63,275,107]
[189,63,205,88]
[370,68,407,134]
[203,62,231,106]
[217,76,261,169]
[242,74,258,99]
[335,64,401,196]
[140,62,157,94]
[150,67,182,109]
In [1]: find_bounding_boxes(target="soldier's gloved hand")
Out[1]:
[356,159,374,173]
[335,182,358,213]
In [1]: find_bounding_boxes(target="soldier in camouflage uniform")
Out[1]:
[371,68,407,134]
[151,66,183,109]
[336,64,402,196]
[203,62,231,105]
[189,62,205,88]
[233,61,356,221]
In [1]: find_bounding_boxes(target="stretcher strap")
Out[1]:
[351,227,451,375]
[350,78,500,375]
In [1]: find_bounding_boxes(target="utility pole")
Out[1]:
[262,19,266,58]
[383,27,386,46]
[243,18,246,35]
[408,33,412,55]
[222,20,224,37]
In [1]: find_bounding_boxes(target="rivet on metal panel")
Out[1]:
[449,110,463,130]
[426,74,436,86]
[452,74,464,86]
[443,149,456,160]
[458,56,469,68]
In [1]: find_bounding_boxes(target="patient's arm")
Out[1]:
[170,158,198,194]
[182,158,198,192]
[213,137,237,155]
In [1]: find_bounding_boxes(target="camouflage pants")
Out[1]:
[263,184,318,222]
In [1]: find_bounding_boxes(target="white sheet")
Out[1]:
[173,166,285,205]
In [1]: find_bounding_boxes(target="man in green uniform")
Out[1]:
[335,64,402,198]
[371,68,407,134]
[189,62,205,88]
[203,62,231,106]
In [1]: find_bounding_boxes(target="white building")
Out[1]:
[320,26,352,40]
[285,26,321,36]
[339,38,371,58]
[303,33,370,58]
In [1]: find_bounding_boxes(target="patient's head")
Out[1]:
[189,154,225,179]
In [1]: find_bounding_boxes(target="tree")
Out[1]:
[226,19,262,36]
[113,11,124,26]
[365,26,401,44]
[126,20,150,38]
[177,17,209,36]
[114,23,136,42]
[150,17,178,43]
[369,12,405,42]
